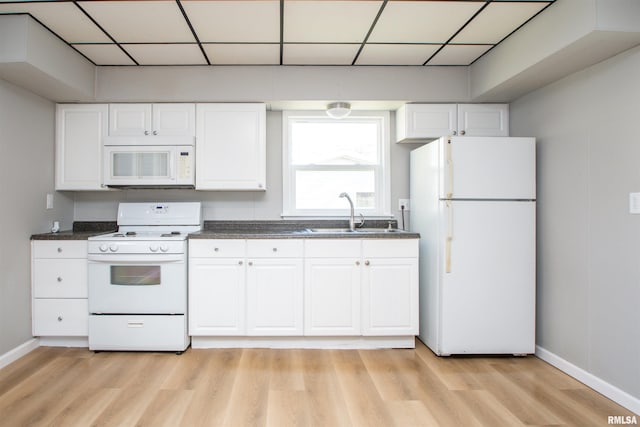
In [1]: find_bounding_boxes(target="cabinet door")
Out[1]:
[152,103,195,136]
[304,258,361,336]
[109,104,152,136]
[55,104,108,190]
[188,258,246,335]
[196,103,266,190]
[362,257,418,336]
[457,104,509,137]
[246,258,303,335]
[396,104,456,142]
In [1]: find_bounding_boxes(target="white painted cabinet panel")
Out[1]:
[109,103,195,137]
[55,104,108,190]
[246,258,304,335]
[304,258,361,335]
[195,103,266,190]
[31,240,88,337]
[188,258,246,336]
[362,257,418,336]
[396,103,509,142]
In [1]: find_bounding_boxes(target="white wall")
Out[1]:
[73,110,420,227]
[0,79,74,355]
[511,45,640,402]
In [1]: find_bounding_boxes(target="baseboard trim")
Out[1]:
[0,338,39,370]
[536,345,640,415]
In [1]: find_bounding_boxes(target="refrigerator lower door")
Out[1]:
[438,200,535,355]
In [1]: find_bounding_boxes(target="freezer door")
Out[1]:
[438,200,535,355]
[440,136,536,200]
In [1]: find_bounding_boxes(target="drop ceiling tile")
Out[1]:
[283,44,360,65]
[356,44,440,66]
[284,1,381,43]
[72,44,136,66]
[452,2,549,44]
[0,2,110,43]
[369,1,484,43]
[203,44,280,65]
[124,44,207,65]
[182,1,280,43]
[427,44,493,66]
[77,1,194,43]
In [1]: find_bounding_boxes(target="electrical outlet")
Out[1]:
[46,193,54,210]
[398,199,410,211]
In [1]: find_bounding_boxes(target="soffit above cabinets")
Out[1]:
[0,0,555,67]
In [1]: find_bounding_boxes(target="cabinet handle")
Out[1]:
[248,261,253,266]
[364,260,370,266]
[153,130,158,136]
[214,247,219,252]
[238,261,243,265]
[258,183,263,189]
[144,130,150,136]
[57,247,63,253]
[461,130,466,135]
[453,131,457,136]
[355,261,360,266]
[57,277,63,282]
[272,247,278,252]
[57,316,63,322]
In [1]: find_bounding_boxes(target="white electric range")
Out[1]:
[87,202,202,353]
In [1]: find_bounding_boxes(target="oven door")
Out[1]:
[88,254,186,314]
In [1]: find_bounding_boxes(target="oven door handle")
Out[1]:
[88,254,184,263]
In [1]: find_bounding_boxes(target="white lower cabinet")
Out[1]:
[246,258,304,335]
[31,240,89,337]
[188,237,418,344]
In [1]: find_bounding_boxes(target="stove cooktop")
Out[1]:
[89,230,189,241]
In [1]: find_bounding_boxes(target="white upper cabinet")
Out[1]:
[195,103,266,191]
[396,103,509,142]
[109,103,195,137]
[55,104,108,191]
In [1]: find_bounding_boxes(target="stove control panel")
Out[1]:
[88,241,185,255]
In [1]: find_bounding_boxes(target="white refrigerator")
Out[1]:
[410,136,536,355]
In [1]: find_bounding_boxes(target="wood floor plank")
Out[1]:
[0,341,635,427]
[299,349,351,427]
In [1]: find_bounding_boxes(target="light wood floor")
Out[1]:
[0,340,635,426]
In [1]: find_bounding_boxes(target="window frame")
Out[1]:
[282,110,391,218]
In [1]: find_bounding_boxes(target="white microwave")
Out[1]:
[103,136,195,188]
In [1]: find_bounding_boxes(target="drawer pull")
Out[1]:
[238,261,243,265]
[57,277,63,282]
[57,247,63,253]
[272,247,278,252]
[364,260,370,266]
[57,316,63,322]
[248,261,253,266]
[127,321,144,328]
[356,261,360,266]
[214,247,219,252]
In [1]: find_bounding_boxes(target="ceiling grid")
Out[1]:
[0,0,555,67]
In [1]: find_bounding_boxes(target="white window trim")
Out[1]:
[282,110,391,218]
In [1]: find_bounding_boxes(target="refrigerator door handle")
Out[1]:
[446,200,453,273]
[446,138,454,198]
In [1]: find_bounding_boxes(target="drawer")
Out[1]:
[32,241,87,259]
[33,259,87,298]
[189,239,246,258]
[362,239,418,258]
[33,299,88,336]
[246,239,303,258]
[305,239,361,258]
[89,315,188,352]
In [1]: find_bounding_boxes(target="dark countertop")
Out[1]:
[30,220,420,240]
[191,220,420,239]
[30,221,117,240]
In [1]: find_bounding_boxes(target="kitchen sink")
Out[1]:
[306,228,407,233]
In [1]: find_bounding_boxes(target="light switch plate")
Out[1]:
[629,192,640,214]
[46,193,54,210]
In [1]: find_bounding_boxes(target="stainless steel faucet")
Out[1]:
[339,192,356,231]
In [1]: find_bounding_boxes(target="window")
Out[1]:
[283,110,390,217]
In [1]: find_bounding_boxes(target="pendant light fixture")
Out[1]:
[326,102,351,119]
